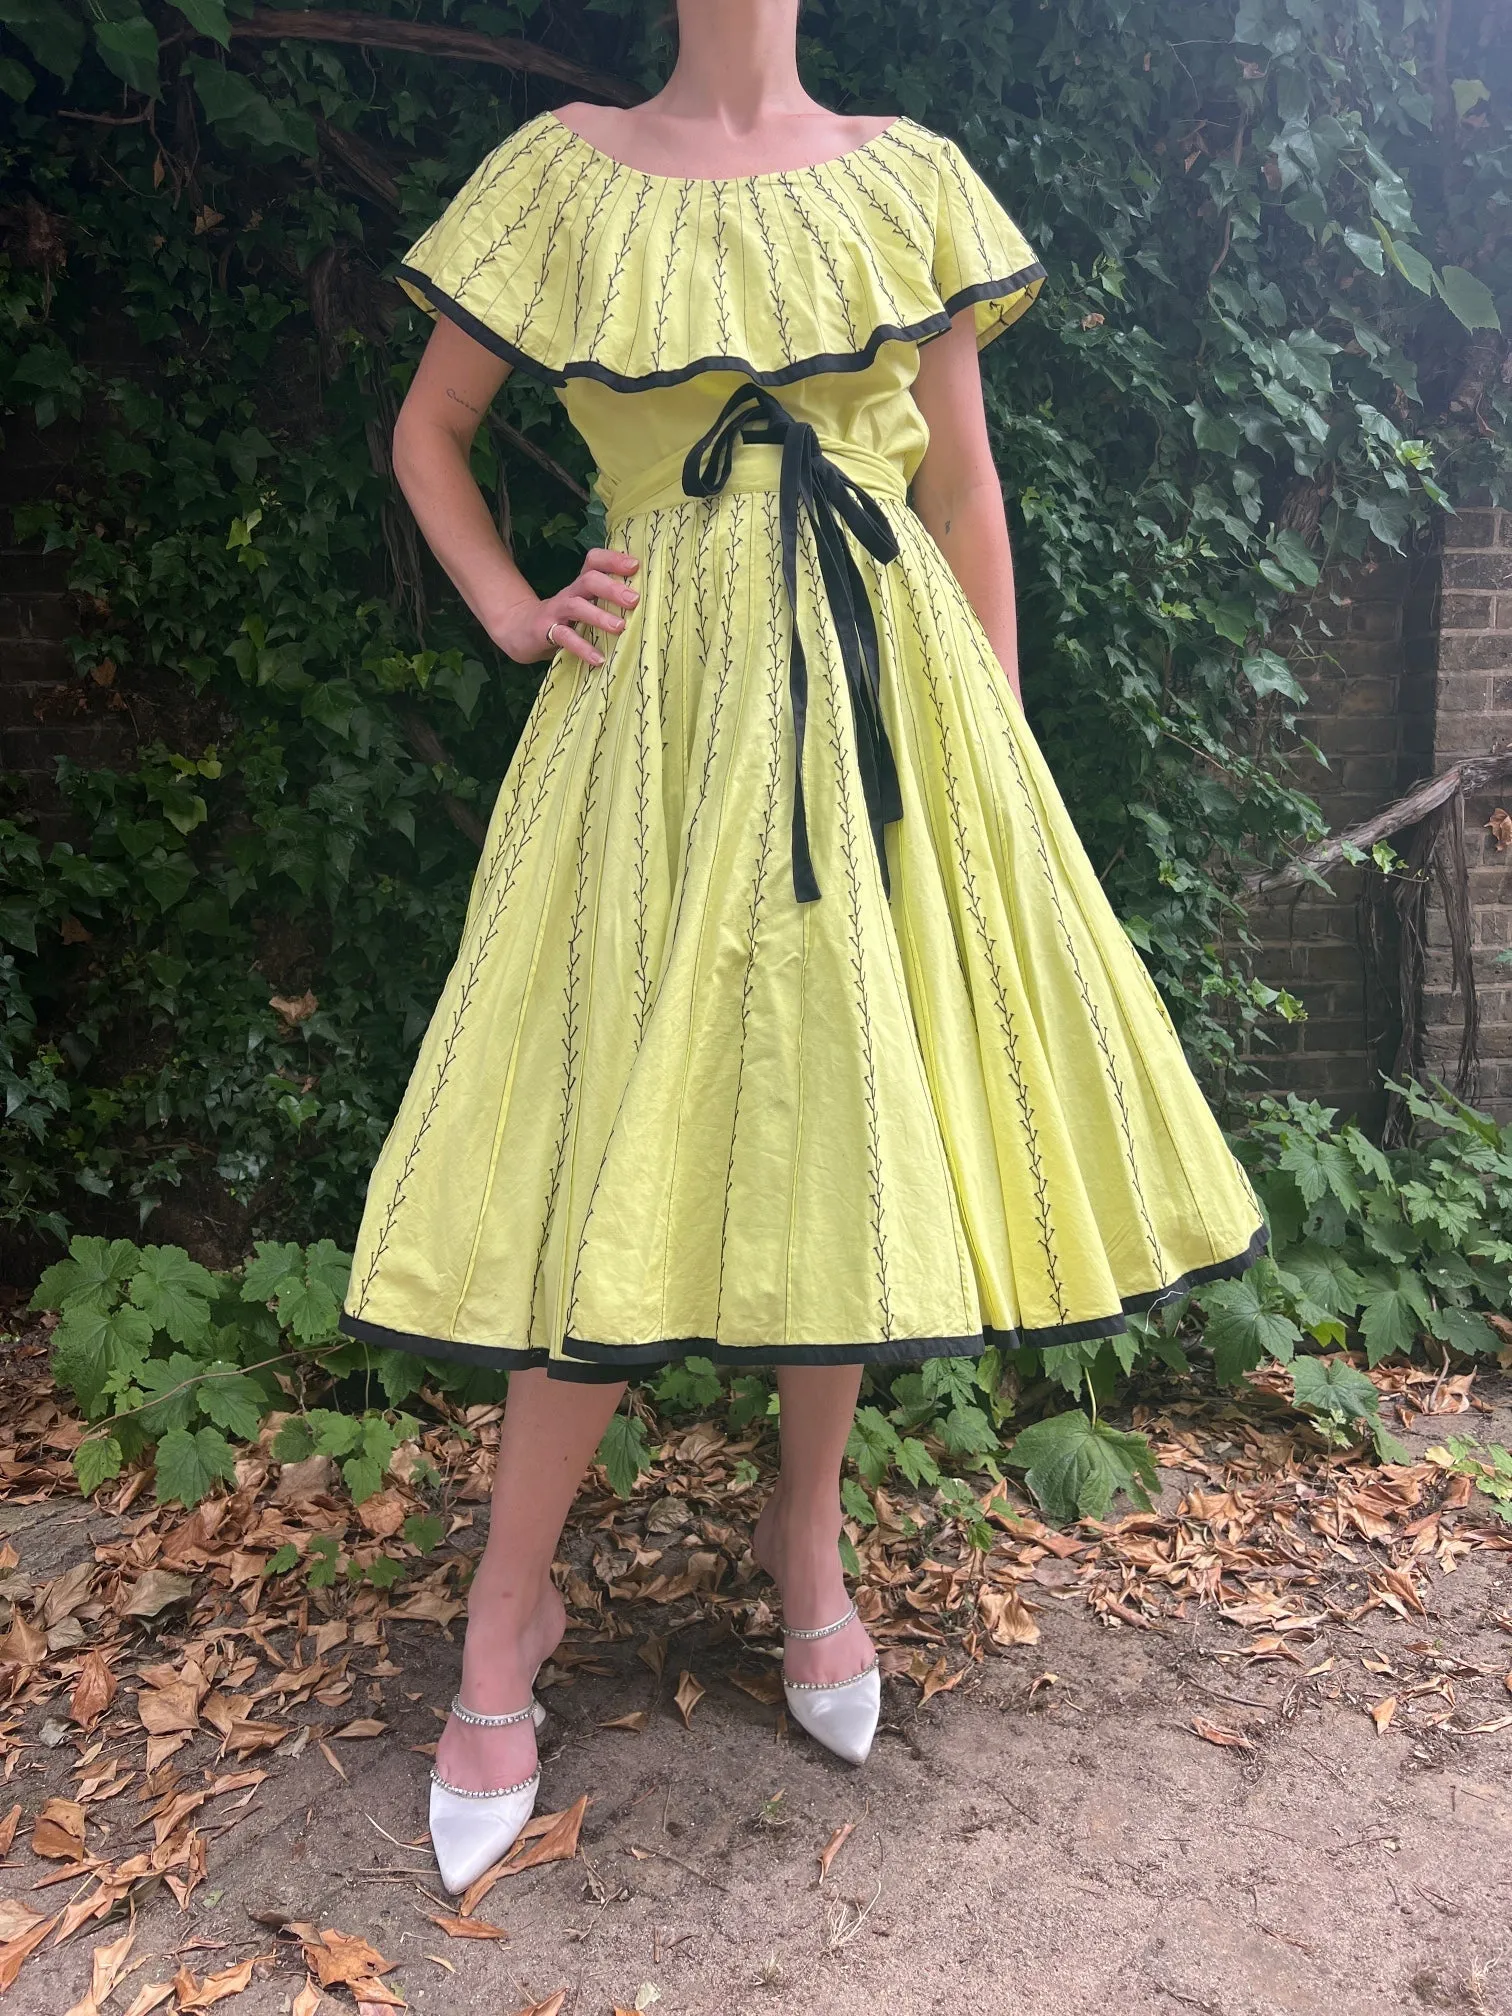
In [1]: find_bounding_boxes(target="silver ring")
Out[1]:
[547,620,566,650]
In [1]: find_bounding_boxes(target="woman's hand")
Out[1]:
[489,548,642,667]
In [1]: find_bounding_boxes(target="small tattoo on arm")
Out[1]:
[943,516,953,536]
[446,386,481,415]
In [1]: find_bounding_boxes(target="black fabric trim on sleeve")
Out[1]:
[395,260,1046,394]
[335,1219,1266,1381]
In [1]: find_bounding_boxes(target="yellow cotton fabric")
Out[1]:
[341,113,1264,1379]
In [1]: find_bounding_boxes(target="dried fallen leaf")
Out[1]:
[1190,1717,1256,1753]
[137,1681,200,1736]
[291,1983,324,2016]
[173,1956,265,2009]
[1487,807,1512,851]
[511,1995,566,2016]
[817,1821,855,1881]
[0,1901,47,1943]
[599,1710,649,1732]
[0,1807,20,1858]
[978,1585,1041,1648]
[301,1928,394,1990]
[0,1910,59,1992]
[727,1669,783,1707]
[1369,1695,1398,1736]
[427,1915,507,1941]
[919,1657,967,1705]
[70,1651,117,1731]
[118,1571,193,1621]
[673,1671,704,1728]
[121,1987,175,2016]
[31,1796,86,1861]
[318,1741,348,1781]
[637,1634,666,1681]
[330,1720,387,1741]
[0,1612,46,1669]
[62,1923,136,2016]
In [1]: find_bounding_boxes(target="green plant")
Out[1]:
[1426,1437,1512,1522]
[29,1232,481,1541]
[1188,1079,1512,1382]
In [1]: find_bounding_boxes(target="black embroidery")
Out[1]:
[777,174,862,350]
[746,181,796,361]
[529,670,618,1346]
[587,172,655,356]
[910,516,1167,1284]
[804,532,894,1341]
[716,494,787,1332]
[649,181,697,371]
[898,557,1066,1323]
[351,668,594,1318]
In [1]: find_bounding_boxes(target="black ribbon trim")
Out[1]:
[680,381,903,903]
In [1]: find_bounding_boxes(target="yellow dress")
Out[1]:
[339,111,1265,1380]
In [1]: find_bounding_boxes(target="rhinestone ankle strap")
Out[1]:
[449,1694,536,1728]
[780,1600,858,1641]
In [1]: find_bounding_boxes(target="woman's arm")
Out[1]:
[393,317,639,667]
[908,308,1021,703]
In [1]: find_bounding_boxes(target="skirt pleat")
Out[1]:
[340,490,1263,1375]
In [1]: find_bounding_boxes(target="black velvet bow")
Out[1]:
[681,381,903,903]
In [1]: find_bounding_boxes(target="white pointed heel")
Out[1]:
[782,1601,880,1766]
[428,1694,541,1896]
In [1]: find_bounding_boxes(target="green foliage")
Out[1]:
[1427,1436,1512,1523]
[1,0,1507,1247]
[597,1410,654,1498]
[1187,1080,1512,1384]
[32,1230,466,1517]
[1290,1355,1408,1464]
[1006,1409,1160,1523]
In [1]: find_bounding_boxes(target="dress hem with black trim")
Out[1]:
[337,1222,1267,1382]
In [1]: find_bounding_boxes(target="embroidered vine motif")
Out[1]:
[803,532,894,1342]
[745,182,796,362]
[812,170,908,323]
[529,670,618,1348]
[629,527,659,1044]
[569,161,627,339]
[649,181,697,370]
[897,557,1066,1323]
[716,494,787,1333]
[864,145,936,240]
[452,125,577,297]
[587,172,655,357]
[565,492,746,1340]
[350,669,594,1318]
[834,156,918,259]
[907,516,1167,1284]
[711,182,734,356]
[777,174,862,350]
[940,140,995,275]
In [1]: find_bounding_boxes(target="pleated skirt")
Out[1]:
[340,486,1265,1379]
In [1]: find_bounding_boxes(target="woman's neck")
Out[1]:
[660,0,809,132]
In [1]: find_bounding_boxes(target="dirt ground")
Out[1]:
[6,1379,1512,2016]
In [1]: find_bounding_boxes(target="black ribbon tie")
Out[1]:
[680,381,903,904]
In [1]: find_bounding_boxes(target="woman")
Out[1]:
[338,0,1266,1892]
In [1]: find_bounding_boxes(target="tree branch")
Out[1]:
[231,10,639,104]
[1245,752,1512,896]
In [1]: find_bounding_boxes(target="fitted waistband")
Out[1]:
[603,434,908,529]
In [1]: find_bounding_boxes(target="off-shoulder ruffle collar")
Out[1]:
[397,111,1044,392]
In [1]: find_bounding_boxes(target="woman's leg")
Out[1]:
[435,1367,626,1792]
[751,1364,875,1685]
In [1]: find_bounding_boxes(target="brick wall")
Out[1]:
[1247,552,1435,1128]
[1418,503,1512,1114]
